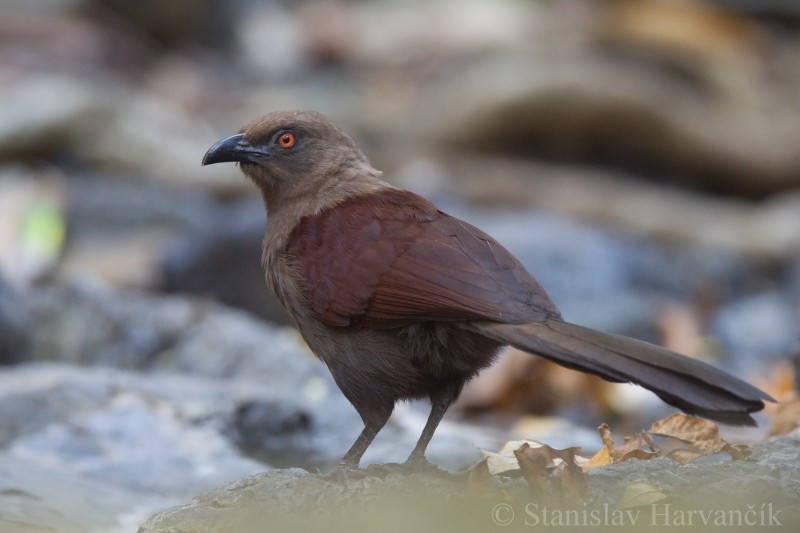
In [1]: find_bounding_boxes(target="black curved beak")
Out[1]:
[202,134,270,166]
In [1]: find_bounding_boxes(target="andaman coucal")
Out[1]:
[202,110,772,469]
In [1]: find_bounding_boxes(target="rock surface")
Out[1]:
[0,286,501,531]
[139,437,800,533]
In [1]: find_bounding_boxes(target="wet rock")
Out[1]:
[438,154,800,260]
[97,0,236,48]
[0,457,152,533]
[0,361,398,529]
[9,282,501,469]
[0,368,502,530]
[0,363,266,531]
[232,399,317,468]
[717,0,800,29]
[0,275,29,365]
[139,437,800,533]
[21,281,304,380]
[445,78,800,199]
[0,75,104,163]
[58,174,211,288]
[160,197,292,325]
[8,281,371,466]
[0,70,242,195]
[712,291,800,373]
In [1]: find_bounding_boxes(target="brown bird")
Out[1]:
[202,110,771,470]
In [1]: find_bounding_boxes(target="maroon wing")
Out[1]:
[285,188,561,328]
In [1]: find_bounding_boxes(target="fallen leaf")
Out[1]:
[598,414,752,466]
[598,423,615,450]
[649,413,751,461]
[514,442,553,499]
[596,423,659,464]
[760,359,796,406]
[584,444,611,471]
[467,458,497,491]
[720,442,752,461]
[482,439,547,475]
[649,413,720,451]
[655,301,703,357]
[497,442,592,503]
[550,447,589,501]
[665,448,704,465]
[769,395,800,437]
[616,481,666,509]
[616,433,660,462]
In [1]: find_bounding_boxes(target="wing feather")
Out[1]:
[286,189,560,328]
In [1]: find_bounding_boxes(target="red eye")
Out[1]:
[277,132,295,148]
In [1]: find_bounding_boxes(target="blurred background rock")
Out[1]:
[1,0,799,531]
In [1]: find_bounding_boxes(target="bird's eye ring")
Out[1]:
[277,132,296,148]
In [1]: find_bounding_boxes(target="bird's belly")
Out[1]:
[299,319,502,403]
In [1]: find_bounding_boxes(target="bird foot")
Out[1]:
[320,461,362,485]
[403,453,437,471]
[407,459,458,480]
[355,456,455,479]
[319,457,460,483]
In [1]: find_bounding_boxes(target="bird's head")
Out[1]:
[202,110,377,203]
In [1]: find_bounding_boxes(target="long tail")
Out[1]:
[468,319,773,426]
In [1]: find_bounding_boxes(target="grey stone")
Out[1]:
[139,437,800,533]
[11,283,496,470]
[0,457,152,533]
[0,363,500,532]
[0,276,29,365]
[712,291,800,372]
[0,364,268,532]
[22,281,319,386]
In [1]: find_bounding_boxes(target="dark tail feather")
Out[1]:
[469,319,773,426]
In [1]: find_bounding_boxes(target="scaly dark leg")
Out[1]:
[405,394,454,466]
[340,417,386,468]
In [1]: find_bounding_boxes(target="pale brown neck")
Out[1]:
[260,165,391,259]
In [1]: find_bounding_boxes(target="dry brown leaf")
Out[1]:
[596,414,751,467]
[617,432,660,461]
[584,444,611,471]
[596,0,765,67]
[618,447,660,462]
[482,439,590,475]
[665,448,704,465]
[761,360,796,407]
[650,413,719,450]
[467,458,497,491]
[483,439,546,475]
[598,423,615,450]
[655,301,703,357]
[513,442,590,503]
[550,447,589,501]
[514,442,552,498]
[721,442,752,461]
[649,413,751,461]
[769,395,800,437]
[458,349,615,419]
[616,481,666,509]
[597,424,659,465]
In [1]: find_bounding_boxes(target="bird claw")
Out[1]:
[403,455,468,481]
[354,455,453,479]
[404,453,436,471]
[320,461,362,485]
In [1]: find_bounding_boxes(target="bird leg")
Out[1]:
[340,423,380,467]
[339,404,393,468]
[323,413,389,483]
[405,394,454,467]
